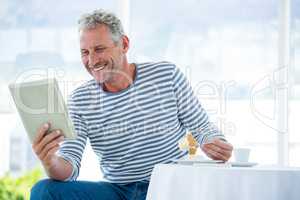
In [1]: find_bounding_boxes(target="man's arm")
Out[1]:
[32,123,73,181]
[172,65,233,161]
[45,156,73,181]
[32,94,89,181]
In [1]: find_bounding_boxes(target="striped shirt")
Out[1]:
[58,61,225,183]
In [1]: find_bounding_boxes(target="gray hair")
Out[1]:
[78,9,124,44]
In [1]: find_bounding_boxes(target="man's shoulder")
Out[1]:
[137,61,177,73]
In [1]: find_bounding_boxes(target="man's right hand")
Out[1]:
[32,123,65,169]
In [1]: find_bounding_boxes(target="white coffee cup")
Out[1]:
[233,148,250,162]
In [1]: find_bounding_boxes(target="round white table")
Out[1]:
[146,164,300,200]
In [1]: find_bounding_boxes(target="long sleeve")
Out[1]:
[172,65,226,145]
[57,95,88,181]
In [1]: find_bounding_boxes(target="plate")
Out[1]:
[230,161,258,167]
[171,157,224,165]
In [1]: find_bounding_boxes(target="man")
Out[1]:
[30,9,233,200]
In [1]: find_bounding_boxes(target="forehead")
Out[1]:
[79,24,114,48]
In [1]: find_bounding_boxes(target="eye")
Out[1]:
[81,50,88,57]
[95,47,106,53]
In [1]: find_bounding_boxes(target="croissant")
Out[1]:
[178,132,199,156]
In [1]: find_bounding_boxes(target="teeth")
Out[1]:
[93,64,106,71]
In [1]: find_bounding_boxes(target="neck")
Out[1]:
[103,63,135,93]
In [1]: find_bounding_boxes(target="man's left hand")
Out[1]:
[201,139,233,161]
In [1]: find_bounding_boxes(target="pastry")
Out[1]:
[178,132,199,156]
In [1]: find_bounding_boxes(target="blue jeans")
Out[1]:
[30,179,149,200]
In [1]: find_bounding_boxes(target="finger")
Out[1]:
[202,145,231,161]
[44,145,60,161]
[39,136,64,160]
[205,150,223,160]
[204,143,232,156]
[40,144,59,161]
[213,145,231,159]
[205,148,228,161]
[34,129,61,154]
[35,130,63,155]
[203,139,233,152]
[212,139,233,151]
[33,123,50,146]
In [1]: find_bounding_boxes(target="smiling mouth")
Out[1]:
[93,63,107,71]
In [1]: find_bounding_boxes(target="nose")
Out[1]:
[88,52,98,68]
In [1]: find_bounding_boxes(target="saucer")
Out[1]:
[171,156,224,165]
[230,161,258,167]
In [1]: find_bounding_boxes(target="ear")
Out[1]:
[121,35,130,53]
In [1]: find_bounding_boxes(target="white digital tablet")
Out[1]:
[9,78,76,143]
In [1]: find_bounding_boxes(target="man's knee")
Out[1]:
[30,179,123,200]
[30,179,58,200]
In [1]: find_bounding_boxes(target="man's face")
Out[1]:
[79,25,126,83]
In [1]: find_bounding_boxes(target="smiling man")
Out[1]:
[30,9,233,200]
[80,22,135,91]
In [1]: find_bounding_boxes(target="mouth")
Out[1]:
[93,63,107,71]
[90,58,113,72]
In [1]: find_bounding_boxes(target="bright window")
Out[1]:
[130,0,280,164]
[290,0,300,166]
[0,0,299,179]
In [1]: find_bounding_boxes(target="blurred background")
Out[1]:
[0,0,300,182]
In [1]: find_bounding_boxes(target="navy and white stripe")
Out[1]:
[58,61,225,183]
